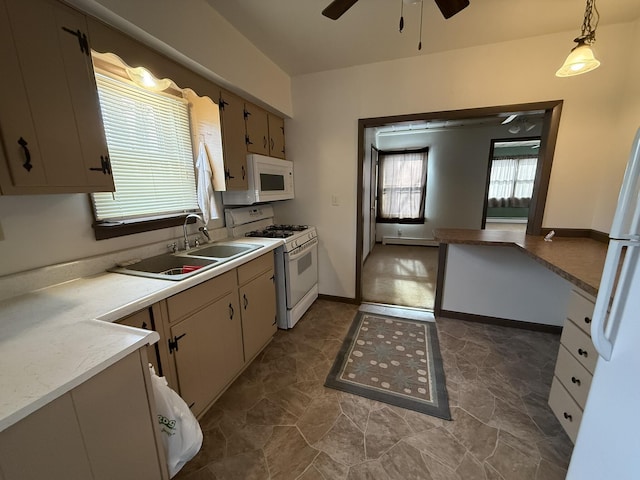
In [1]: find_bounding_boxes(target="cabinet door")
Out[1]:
[117,308,161,374]
[0,0,114,193]
[219,90,248,190]
[240,269,277,362]
[244,102,269,156]
[268,113,286,159]
[0,393,94,480]
[72,350,165,480]
[170,291,243,417]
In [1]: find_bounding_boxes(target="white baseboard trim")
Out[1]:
[381,236,438,247]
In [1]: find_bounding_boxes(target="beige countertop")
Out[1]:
[434,229,608,297]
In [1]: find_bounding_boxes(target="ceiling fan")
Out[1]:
[322,0,470,20]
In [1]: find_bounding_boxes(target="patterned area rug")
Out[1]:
[325,311,451,420]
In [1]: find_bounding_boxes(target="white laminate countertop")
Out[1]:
[0,238,283,432]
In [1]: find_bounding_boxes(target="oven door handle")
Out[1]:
[287,237,318,260]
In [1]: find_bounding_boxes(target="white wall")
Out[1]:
[275,22,636,299]
[67,0,292,117]
[373,122,542,242]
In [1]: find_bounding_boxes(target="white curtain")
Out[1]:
[488,157,537,200]
[378,150,428,220]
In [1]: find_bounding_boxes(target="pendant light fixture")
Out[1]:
[556,0,600,77]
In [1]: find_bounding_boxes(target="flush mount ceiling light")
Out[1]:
[126,66,172,91]
[556,0,601,77]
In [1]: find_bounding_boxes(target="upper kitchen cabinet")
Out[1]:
[268,113,286,159]
[0,0,115,195]
[219,90,249,190]
[244,102,286,159]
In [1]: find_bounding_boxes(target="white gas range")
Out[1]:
[225,206,319,329]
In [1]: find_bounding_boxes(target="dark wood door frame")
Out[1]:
[481,136,542,229]
[355,100,563,304]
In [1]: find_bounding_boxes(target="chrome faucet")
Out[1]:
[183,214,210,250]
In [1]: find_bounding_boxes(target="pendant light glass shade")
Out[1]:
[555,42,601,77]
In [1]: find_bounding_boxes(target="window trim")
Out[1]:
[375,147,429,224]
[92,211,200,240]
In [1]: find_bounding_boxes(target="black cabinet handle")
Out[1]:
[241,165,246,180]
[584,316,591,324]
[571,376,581,386]
[17,137,32,172]
[263,136,267,148]
[578,348,588,358]
[168,333,186,353]
[243,293,248,309]
[61,26,90,55]
[270,138,274,150]
[229,303,234,320]
[245,135,253,146]
[563,412,573,422]
[243,109,251,119]
[90,155,111,175]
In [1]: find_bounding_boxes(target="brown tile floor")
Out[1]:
[362,245,438,309]
[175,300,572,480]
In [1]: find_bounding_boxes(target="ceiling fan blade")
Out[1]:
[322,0,360,20]
[433,0,470,19]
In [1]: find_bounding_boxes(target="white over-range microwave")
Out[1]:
[222,154,294,205]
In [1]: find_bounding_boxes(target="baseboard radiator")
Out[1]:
[381,236,438,247]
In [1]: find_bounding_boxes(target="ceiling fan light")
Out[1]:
[556,43,601,77]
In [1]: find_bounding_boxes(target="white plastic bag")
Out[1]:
[149,365,203,478]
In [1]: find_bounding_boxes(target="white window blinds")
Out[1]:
[92,73,198,222]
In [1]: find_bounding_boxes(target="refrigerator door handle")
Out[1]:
[610,128,640,239]
[592,239,637,361]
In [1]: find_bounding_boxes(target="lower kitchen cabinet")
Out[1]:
[162,253,277,418]
[238,255,277,362]
[0,349,167,480]
[548,288,597,443]
[170,290,243,418]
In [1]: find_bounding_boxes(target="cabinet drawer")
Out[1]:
[554,345,593,409]
[549,376,583,443]
[567,290,595,336]
[237,253,274,285]
[560,319,597,374]
[167,270,236,323]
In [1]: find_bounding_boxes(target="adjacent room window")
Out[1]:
[91,72,198,223]
[376,147,428,223]
[488,155,538,200]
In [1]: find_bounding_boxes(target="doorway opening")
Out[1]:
[356,100,563,305]
[483,138,542,233]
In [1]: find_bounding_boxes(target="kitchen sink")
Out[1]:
[186,243,260,259]
[109,254,218,281]
[109,242,262,281]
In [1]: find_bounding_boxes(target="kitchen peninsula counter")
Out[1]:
[434,228,608,296]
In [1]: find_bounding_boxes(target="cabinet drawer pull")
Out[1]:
[563,412,573,422]
[229,303,234,320]
[243,293,249,309]
[577,348,588,357]
[18,137,33,171]
[571,376,581,386]
[584,316,592,324]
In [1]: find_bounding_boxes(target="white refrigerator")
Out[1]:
[566,128,640,479]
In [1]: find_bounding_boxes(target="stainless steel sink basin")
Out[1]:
[109,254,218,281]
[109,242,262,281]
[186,242,260,259]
